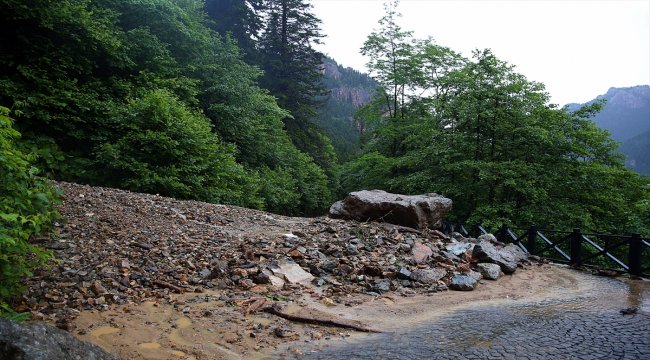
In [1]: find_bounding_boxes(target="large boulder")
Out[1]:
[472,241,528,274]
[329,190,452,229]
[0,318,117,360]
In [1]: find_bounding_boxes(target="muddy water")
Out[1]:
[290,270,650,359]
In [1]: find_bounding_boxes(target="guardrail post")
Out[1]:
[472,223,480,238]
[497,224,508,243]
[629,233,642,276]
[570,228,582,266]
[527,224,537,255]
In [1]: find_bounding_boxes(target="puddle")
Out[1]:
[89,326,120,337]
[138,342,161,350]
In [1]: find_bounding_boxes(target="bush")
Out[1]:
[0,106,59,318]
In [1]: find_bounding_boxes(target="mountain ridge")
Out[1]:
[566,85,650,175]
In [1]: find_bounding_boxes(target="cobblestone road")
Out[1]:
[290,272,650,359]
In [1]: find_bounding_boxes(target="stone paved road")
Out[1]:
[289,272,650,359]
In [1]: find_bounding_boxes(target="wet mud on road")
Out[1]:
[282,267,650,359]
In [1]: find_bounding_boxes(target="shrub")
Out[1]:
[0,106,60,318]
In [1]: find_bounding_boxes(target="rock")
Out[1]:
[397,267,412,280]
[472,241,522,274]
[477,263,503,280]
[328,190,452,229]
[411,242,433,264]
[478,233,497,242]
[445,242,474,256]
[0,318,117,360]
[372,279,392,293]
[503,244,528,263]
[346,244,359,255]
[411,268,446,285]
[467,270,482,281]
[269,261,314,285]
[449,275,477,291]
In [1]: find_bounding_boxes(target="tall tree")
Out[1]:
[257,0,338,190]
[203,0,264,61]
[345,1,647,234]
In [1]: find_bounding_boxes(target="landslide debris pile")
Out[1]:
[21,182,528,323]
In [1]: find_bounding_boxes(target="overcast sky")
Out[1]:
[310,0,650,106]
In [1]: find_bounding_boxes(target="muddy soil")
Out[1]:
[71,264,581,359]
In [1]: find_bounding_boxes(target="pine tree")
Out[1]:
[203,0,264,62]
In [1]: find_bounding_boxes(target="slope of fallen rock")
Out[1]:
[16,182,532,358]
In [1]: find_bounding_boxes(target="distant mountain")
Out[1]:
[312,57,376,162]
[566,85,650,175]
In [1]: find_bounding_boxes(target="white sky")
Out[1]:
[310,0,650,105]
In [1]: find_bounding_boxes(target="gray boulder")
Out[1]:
[477,263,503,280]
[449,275,478,291]
[411,268,447,285]
[472,241,528,274]
[445,242,474,256]
[329,190,452,229]
[0,318,117,360]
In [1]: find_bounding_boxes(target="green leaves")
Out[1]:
[349,2,648,234]
[1,106,58,315]
[0,0,336,215]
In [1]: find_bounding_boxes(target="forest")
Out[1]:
[1,0,648,313]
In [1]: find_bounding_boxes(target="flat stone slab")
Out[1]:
[329,190,452,229]
[270,261,314,285]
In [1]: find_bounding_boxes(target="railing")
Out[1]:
[443,223,650,277]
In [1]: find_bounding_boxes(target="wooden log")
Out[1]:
[152,279,185,293]
[261,305,382,333]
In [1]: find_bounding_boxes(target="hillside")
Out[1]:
[313,57,376,161]
[567,85,650,175]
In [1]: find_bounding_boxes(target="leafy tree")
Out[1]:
[348,2,648,234]
[0,0,333,215]
[1,106,59,318]
[360,0,417,122]
[94,89,261,207]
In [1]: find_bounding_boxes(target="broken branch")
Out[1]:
[261,305,382,333]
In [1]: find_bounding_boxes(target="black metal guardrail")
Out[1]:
[442,223,650,277]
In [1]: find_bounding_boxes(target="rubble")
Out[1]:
[472,241,525,274]
[19,182,529,326]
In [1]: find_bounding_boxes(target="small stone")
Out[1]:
[411,268,446,285]
[411,242,433,264]
[372,279,391,293]
[397,267,412,280]
[449,275,477,291]
[477,263,502,280]
[347,244,359,255]
[478,233,498,242]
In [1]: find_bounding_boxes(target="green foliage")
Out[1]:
[0,106,58,315]
[349,3,649,234]
[0,0,334,215]
[94,89,261,207]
